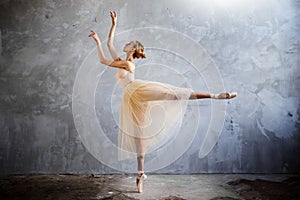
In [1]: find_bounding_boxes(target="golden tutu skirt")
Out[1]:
[118,79,194,160]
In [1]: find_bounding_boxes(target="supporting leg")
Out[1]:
[133,132,146,172]
[137,153,145,172]
[134,137,146,193]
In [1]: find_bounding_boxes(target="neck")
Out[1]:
[126,54,134,63]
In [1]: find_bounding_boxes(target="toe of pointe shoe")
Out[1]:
[229,92,237,98]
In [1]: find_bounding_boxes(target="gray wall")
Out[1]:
[0,0,299,174]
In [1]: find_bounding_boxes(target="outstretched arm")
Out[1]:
[89,30,133,72]
[107,11,120,60]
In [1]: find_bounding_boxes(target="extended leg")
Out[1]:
[135,83,193,101]
[189,92,211,99]
[189,91,237,100]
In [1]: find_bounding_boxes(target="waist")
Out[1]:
[118,78,134,87]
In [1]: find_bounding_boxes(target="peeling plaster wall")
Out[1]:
[0,0,299,174]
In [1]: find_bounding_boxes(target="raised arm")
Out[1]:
[107,11,120,60]
[89,30,133,72]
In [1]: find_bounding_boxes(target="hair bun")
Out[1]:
[132,41,146,59]
[133,49,146,59]
[141,52,146,58]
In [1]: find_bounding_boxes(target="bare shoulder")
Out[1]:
[109,59,135,71]
[111,59,133,66]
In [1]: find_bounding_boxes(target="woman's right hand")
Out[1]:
[110,10,117,25]
[88,30,100,45]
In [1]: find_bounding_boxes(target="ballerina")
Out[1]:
[89,10,237,193]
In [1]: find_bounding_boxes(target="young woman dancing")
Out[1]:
[89,11,237,193]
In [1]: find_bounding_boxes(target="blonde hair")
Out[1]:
[133,41,146,59]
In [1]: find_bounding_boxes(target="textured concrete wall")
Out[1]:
[0,0,299,174]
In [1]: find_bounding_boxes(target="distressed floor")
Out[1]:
[0,174,299,200]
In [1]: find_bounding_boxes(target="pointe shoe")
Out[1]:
[136,173,147,193]
[213,92,237,99]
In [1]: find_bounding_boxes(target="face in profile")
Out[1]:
[123,40,146,59]
[123,41,136,52]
